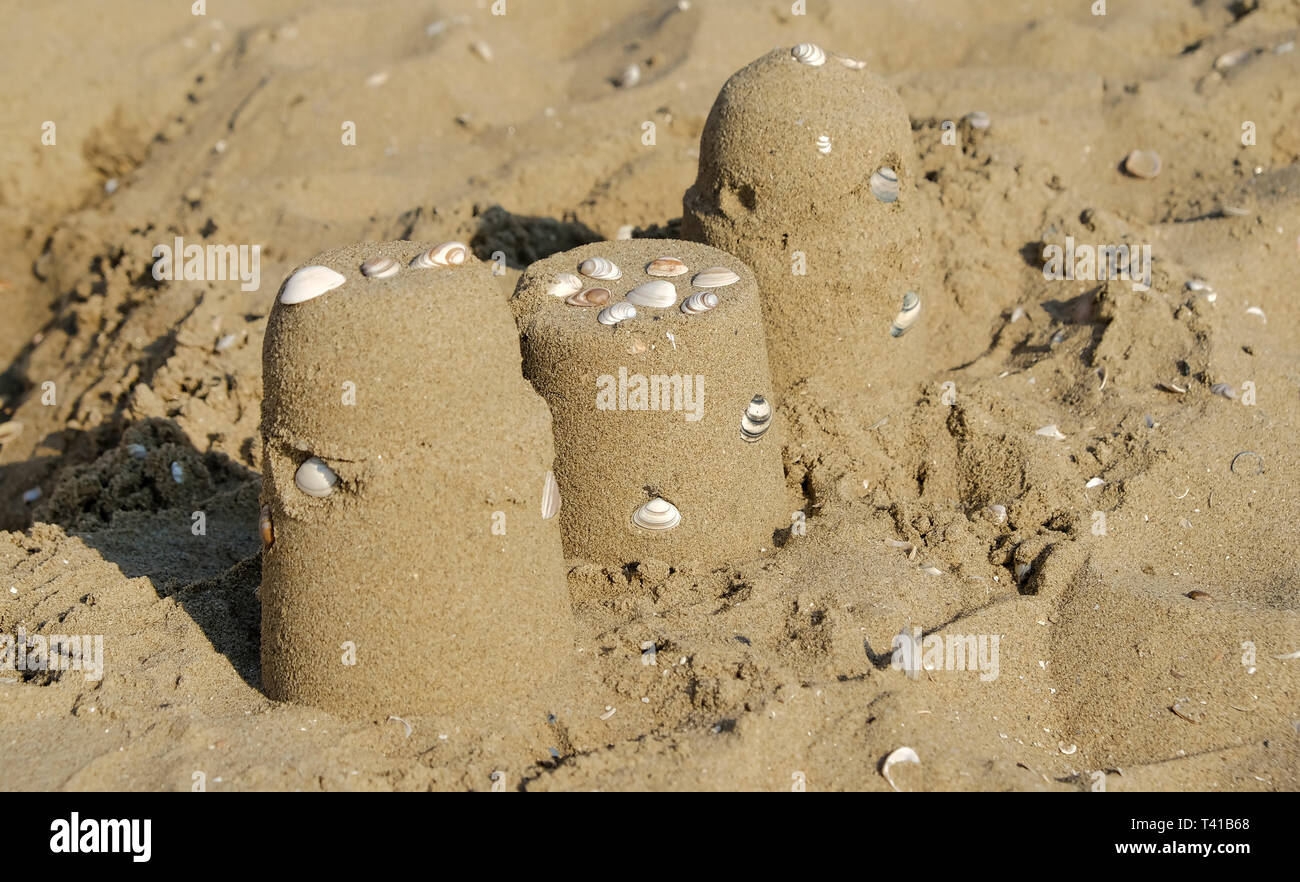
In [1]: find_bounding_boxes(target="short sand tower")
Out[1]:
[682,43,933,402]
[260,240,575,724]
[511,239,787,568]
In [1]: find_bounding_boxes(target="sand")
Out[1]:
[0,0,1297,791]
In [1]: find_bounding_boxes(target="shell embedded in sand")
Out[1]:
[1123,149,1161,179]
[548,272,583,297]
[360,256,399,279]
[126,443,147,459]
[259,505,274,548]
[834,53,866,70]
[597,302,636,325]
[171,461,184,483]
[870,166,900,203]
[632,497,680,531]
[615,63,641,88]
[816,134,832,155]
[965,110,991,130]
[890,291,921,338]
[646,257,688,277]
[791,43,826,66]
[541,470,561,520]
[626,280,677,308]
[881,746,920,792]
[411,241,468,268]
[740,395,772,442]
[280,265,346,305]
[691,266,739,288]
[680,290,718,315]
[566,287,611,307]
[579,256,622,281]
[295,456,338,497]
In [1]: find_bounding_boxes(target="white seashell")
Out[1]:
[360,256,399,279]
[471,40,493,62]
[410,241,468,268]
[881,746,920,792]
[1014,561,1031,582]
[816,134,832,155]
[921,564,942,576]
[280,265,346,305]
[984,504,1007,525]
[126,443,147,459]
[1123,149,1161,179]
[579,256,622,281]
[740,395,772,442]
[1214,49,1250,70]
[680,291,718,315]
[626,280,677,308]
[890,291,921,338]
[597,302,637,325]
[646,257,688,277]
[615,63,640,88]
[691,266,740,288]
[1246,305,1266,322]
[1085,477,1105,489]
[1185,279,1213,292]
[791,43,826,66]
[835,54,866,69]
[22,487,41,504]
[1035,424,1066,440]
[1010,306,1026,323]
[295,456,338,497]
[632,497,680,531]
[547,272,583,298]
[870,166,900,203]
[965,110,991,130]
[541,470,561,520]
[1059,742,1078,756]
[171,461,184,484]
[616,224,635,240]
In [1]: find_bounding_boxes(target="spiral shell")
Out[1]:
[740,395,772,442]
[280,265,346,305]
[632,497,680,531]
[870,166,899,203]
[816,134,832,155]
[680,291,718,315]
[360,256,400,279]
[295,456,339,497]
[579,256,622,281]
[259,505,275,548]
[548,272,583,297]
[890,292,921,338]
[691,266,740,288]
[791,43,826,66]
[646,257,688,277]
[410,241,467,268]
[597,302,637,325]
[541,470,561,520]
[566,287,611,307]
[626,280,677,308]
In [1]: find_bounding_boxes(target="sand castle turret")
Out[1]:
[260,240,575,724]
[682,43,932,402]
[511,239,787,567]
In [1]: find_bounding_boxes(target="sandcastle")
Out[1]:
[511,239,787,567]
[260,240,575,723]
[682,43,932,401]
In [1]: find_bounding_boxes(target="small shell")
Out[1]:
[740,395,772,442]
[171,461,184,484]
[1186,590,1213,601]
[1035,424,1066,440]
[984,504,1007,525]
[1014,561,1031,582]
[1185,279,1213,292]
[541,470,561,520]
[21,487,41,504]
[1058,742,1078,756]
[259,505,274,548]
[965,110,991,130]
[597,302,637,325]
[1085,477,1105,489]
[1246,305,1266,322]
[632,497,680,531]
[1157,381,1187,394]
[691,266,739,288]
[360,256,399,279]
[295,456,338,498]
[1210,382,1237,400]
[881,746,920,792]
[126,443,147,459]
[615,63,640,88]
[1214,49,1250,70]
[890,291,921,338]
[646,257,688,277]
[870,166,900,203]
[0,421,23,445]
[680,291,718,315]
[280,265,346,305]
[1123,149,1161,179]
[791,43,826,66]
[835,54,866,70]
[410,241,467,268]
[626,280,677,308]
[547,272,583,297]
[579,256,622,281]
[566,287,611,307]
[816,134,832,155]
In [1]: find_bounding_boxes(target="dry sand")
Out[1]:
[0,0,1297,790]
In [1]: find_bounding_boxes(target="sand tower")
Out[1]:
[260,240,574,724]
[511,239,787,568]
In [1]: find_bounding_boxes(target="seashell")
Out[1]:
[541,470,561,520]
[626,280,677,308]
[1059,742,1078,755]
[680,291,718,315]
[965,110,991,130]
[632,497,680,531]
[566,287,611,307]
[410,241,468,268]
[1246,305,1266,322]
[740,395,772,442]
[1123,149,1161,179]
[834,54,866,70]
[881,746,920,792]
[1210,382,1237,400]
[171,461,184,483]
[259,505,274,548]
[816,134,832,155]
[1085,477,1105,489]
[597,302,637,325]
[579,256,622,281]
[0,420,23,445]
[295,456,338,498]
[890,291,921,338]
[1185,279,1213,292]
[1014,561,1031,583]
[921,564,942,576]
[983,504,1007,525]
[616,224,635,240]
[360,256,399,279]
[1214,49,1250,70]
[280,265,345,305]
[126,443,147,459]
[615,63,640,88]
[870,166,899,203]
[1157,381,1187,394]
[471,40,493,62]
[1186,590,1213,601]
[646,257,688,277]
[691,266,739,288]
[791,43,826,66]
[1035,424,1066,440]
[22,487,41,503]
[548,272,583,298]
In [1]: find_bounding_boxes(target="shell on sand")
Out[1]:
[646,257,689,277]
[259,505,275,548]
[632,497,680,531]
[566,287,611,307]
[541,470,561,520]
[680,290,718,315]
[1123,149,1161,179]
[360,256,400,279]
[548,272,583,297]
[790,43,826,66]
[626,280,677,308]
[740,395,771,442]
[691,266,740,288]
[881,746,920,792]
[816,134,832,155]
[870,166,900,203]
[579,256,622,281]
[597,302,636,325]
[281,265,346,305]
[411,241,468,268]
[295,456,338,497]
[890,291,921,338]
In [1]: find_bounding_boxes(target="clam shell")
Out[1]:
[259,505,274,548]
[171,461,184,483]
[691,266,739,288]
[835,54,867,69]
[541,470,561,520]
[632,497,680,531]
[295,456,338,498]
[626,280,677,308]
[890,292,921,338]
[680,291,718,315]
[870,166,899,203]
[1123,149,1161,179]
[280,265,346,305]
[410,241,468,268]
[646,257,688,277]
[360,256,399,279]
[566,287,611,307]
[816,134,832,155]
[881,747,920,792]
[597,302,637,325]
[126,443,147,459]
[740,395,772,442]
[548,272,583,297]
[791,43,826,66]
[579,256,622,281]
